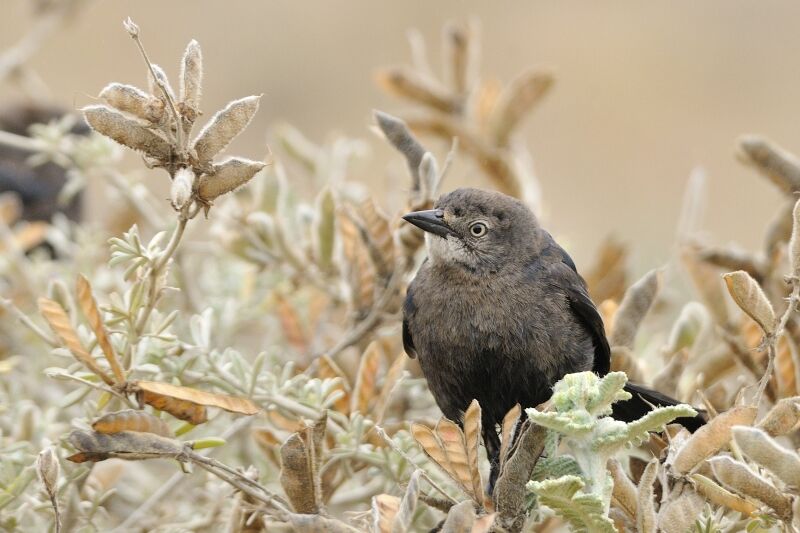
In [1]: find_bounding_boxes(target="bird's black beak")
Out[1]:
[402,209,456,239]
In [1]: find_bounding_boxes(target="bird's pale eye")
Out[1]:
[469,221,488,237]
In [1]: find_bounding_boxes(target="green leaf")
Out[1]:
[527,475,616,533]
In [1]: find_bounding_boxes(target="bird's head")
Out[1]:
[402,187,541,273]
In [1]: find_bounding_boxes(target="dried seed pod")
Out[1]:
[192,95,261,164]
[608,458,637,521]
[722,271,776,336]
[418,151,441,202]
[351,341,381,414]
[757,396,800,436]
[197,157,265,202]
[657,489,705,533]
[83,105,172,161]
[36,447,59,498]
[737,135,800,195]
[709,455,793,519]
[733,426,800,488]
[179,39,202,113]
[67,429,184,463]
[609,346,645,382]
[99,82,163,123]
[637,459,659,533]
[148,64,176,103]
[671,406,757,475]
[789,197,800,277]
[393,470,421,532]
[488,69,554,146]
[609,269,661,349]
[691,473,757,516]
[374,110,426,191]
[439,499,475,533]
[170,167,195,210]
[376,66,461,114]
[371,494,400,533]
[92,409,173,438]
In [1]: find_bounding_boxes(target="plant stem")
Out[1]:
[757,277,800,403]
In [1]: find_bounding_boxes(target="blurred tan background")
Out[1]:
[2,0,799,270]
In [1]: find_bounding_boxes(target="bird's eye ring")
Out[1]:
[469,222,488,237]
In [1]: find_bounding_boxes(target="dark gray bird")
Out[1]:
[401,187,704,482]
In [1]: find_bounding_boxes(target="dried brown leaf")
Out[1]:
[657,489,705,533]
[722,271,776,336]
[498,404,521,469]
[671,406,757,475]
[76,275,125,383]
[92,409,172,437]
[133,380,258,424]
[709,455,792,519]
[339,213,375,318]
[610,268,661,349]
[83,105,172,160]
[280,432,319,514]
[411,422,450,476]
[67,429,183,463]
[609,346,645,382]
[192,95,261,164]
[437,418,477,502]
[376,67,461,114]
[372,494,400,533]
[462,400,484,508]
[318,355,351,414]
[38,297,115,385]
[351,341,381,414]
[0,192,21,225]
[275,293,307,352]
[374,352,406,423]
[358,198,395,279]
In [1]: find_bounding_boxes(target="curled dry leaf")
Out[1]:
[38,297,115,386]
[358,198,395,280]
[498,404,521,470]
[732,425,800,488]
[411,422,476,501]
[722,271,776,336]
[179,39,202,114]
[197,157,265,202]
[83,105,172,161]
[36,447,59,498]
[757,396,800,436]
[609,268,661,349]
[374,351,407,424]
[280,432,320,514]
[132,380,259,425]
[709,455,793,519]
[636,459,658,533]
[76,275,125,383]
[372,494,400,533]
[438,418,482,506]
[92,409,172,438]
[691,473,757,516]
[99,82,163,123]
[67,429,184,463]
[192,95,261,165]
[670,405,757,475]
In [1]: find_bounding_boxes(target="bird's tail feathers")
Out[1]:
[614,382,706,432]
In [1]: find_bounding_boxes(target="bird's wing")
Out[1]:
[402,280,417,359]
[545,243,611,375]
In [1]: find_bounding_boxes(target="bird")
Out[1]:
[401,187,705,486]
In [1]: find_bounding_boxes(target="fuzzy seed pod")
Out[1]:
[179,40,203,114]
[83,105,172,161]
[92,409,173,438]
[170,167,195,209]
[36,447,59,498]
[722,271,776,336]
[758,396,800,436]
[489,69,554,146]
[374,110,426,190]
[192,95,260,165]
[709,455,793,519]
[732,425,800,488]
[148,64,176,103]
[418,152,440,202]
[788,197,800,277]
[197,157,265,202]
[610,269,662,349]
[737,135,800,195]
[99,83,163,123]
